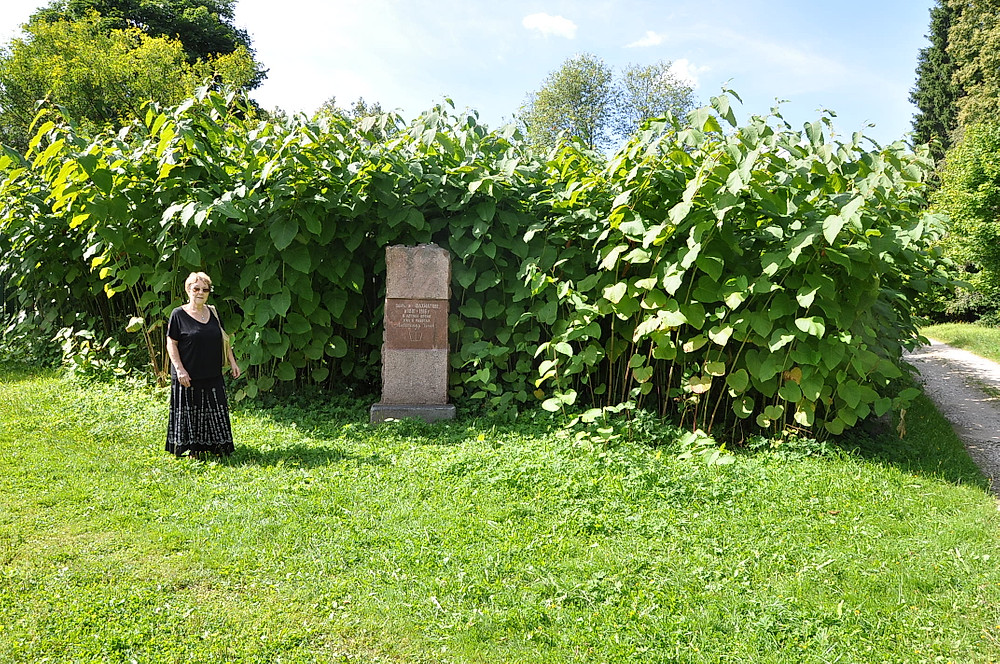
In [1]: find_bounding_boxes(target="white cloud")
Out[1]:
[522,13,577,39]
[626,30,665,48]
[669,58,710,88]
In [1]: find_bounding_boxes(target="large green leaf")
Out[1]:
[91,168,113,194]
[285,312,311,335]
[603,282,628,304]
[822,214,847,245]
[271,290,291,317]
[282,243,312,273]
[179,242,201,267]
[459,299,483,320]
[476,200,496,222]
[726,369,749,393]
[275,362,296,381]
[696,254,724,281]
[269,217,299,251]
[794,316,826,338]
[778,380,802,403]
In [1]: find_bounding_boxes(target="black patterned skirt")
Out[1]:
[166,375,235,456]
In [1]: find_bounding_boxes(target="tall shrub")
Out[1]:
[0,90,950,438]
[533,95,949,436]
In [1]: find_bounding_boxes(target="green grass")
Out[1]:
[2,365,1000,663]
[923,322,1000,363]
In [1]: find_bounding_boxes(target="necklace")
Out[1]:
[186,305,210,323]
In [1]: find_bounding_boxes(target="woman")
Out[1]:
[165,271,241,458]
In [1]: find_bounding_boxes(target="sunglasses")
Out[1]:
[191,287,212,293]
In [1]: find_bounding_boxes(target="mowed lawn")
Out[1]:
[2,364,1000,663]
[924,322,1000,364]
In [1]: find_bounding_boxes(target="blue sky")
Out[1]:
[2,0,936,146]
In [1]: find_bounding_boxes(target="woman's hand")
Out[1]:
[176,369,191,387]
[230,360,242,380]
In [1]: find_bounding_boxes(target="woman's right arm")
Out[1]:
[166,337,191,387]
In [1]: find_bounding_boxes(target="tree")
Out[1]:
[946,0,1000,132]
[932,121,1000,321]
[910,0,959,160]
[614,61,695,139]
[27,0,265,87]
[317,96,386,121]
[521,53,617,152]
[0,13,258,151]
[315,96,398,141]
[521,54,695,152]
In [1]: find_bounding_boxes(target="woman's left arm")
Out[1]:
[228,346,241,379]
[213,305,242,379]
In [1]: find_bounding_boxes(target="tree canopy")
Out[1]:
[933,121,1000,318]
[613,61,696,140]
[520,54,695,152]
[0,12,258,152]
[948,0,1000,130]
[520,53,617,152]
[910,0,959,160]
[913,0,1000,147]
[27,0,265,87]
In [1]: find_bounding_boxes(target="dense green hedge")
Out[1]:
[534,101,949,436]
[0,89,950,437]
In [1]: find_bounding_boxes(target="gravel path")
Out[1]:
[906,339,1000,491]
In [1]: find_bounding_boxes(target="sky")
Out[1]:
[0,0,936,146]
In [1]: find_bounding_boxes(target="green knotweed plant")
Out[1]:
[0,89,951,438]
[533,94,950,438]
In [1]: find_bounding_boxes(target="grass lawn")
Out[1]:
[923,322,1000,364]
[2,363,1000,663]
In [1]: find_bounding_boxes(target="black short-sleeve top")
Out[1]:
[167,307,223,380]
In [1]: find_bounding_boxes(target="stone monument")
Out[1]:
[370,243,456,423]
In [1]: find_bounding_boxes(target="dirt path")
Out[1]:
[905,339,1000,491]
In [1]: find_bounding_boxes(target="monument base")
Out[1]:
[370,403,456,424]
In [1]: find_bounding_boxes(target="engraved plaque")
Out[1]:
[384,298,448,350]
[372,243,455,422]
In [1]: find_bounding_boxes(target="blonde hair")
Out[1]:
[184,271,213,290]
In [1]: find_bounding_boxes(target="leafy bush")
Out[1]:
[0,311,62,367]
[534,95,950,436]
[54,326,142,380]
[932,121,1000,323]
[0,89,950,438]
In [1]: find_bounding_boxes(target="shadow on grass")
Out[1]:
[834,394,992,493]
[233,391,540,449]
[0,362,59,385]
[222,442,392,469]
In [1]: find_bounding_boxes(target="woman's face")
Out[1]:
[187,279,211,305]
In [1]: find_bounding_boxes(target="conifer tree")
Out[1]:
[910,0,959,160]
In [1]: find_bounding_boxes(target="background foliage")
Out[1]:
[911,0,1000,326]
[909,0,959,161]
[27,0,264,81]
[911,0,1000,158]
[932,121,1000,325]
[0,88,948,438]
[520,53,695,153]
[0,0,263,153]
[947,0,1000,131]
